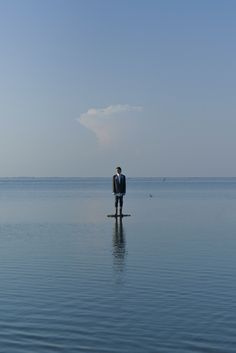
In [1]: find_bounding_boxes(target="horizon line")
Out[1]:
[0,176,235,179]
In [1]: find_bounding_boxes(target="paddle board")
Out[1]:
[107,214,131,218]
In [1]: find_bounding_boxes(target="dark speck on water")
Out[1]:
[0,177,236,352]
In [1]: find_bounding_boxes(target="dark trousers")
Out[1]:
[115,195,123,208]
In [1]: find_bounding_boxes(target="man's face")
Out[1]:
[116,168,121,175]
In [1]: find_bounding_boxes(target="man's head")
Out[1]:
[116,167,122,174]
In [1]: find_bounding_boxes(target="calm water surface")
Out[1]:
[0,178,236,352]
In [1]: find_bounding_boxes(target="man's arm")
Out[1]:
[112,175,116,194]
[123,175,126,194]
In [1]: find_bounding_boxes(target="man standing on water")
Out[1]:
[113,167,126,217]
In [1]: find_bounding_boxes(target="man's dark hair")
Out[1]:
[116,167,122,171]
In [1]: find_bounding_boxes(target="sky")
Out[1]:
[0,0,236,177]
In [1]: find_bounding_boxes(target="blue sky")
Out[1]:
[0,0,236,176]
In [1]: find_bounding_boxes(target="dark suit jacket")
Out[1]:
[113,174,126,194]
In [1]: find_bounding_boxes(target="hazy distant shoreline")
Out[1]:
[0,177,236,183]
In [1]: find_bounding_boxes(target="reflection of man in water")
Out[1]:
[113,218,126,273]
[113,167,126,217]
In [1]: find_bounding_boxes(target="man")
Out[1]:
[113,166,126,217]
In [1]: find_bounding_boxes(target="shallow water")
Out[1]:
[0,178,236,352]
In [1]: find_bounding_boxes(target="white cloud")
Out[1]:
[78,104,142,144]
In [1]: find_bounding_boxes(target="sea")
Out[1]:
[0,177,236,352]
